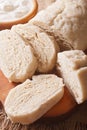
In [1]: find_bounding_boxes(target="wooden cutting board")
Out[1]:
[0,0,77,118]
[0,70,77,118]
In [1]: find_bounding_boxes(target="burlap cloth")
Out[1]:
[0,101,87,130]
[0,1,87,129]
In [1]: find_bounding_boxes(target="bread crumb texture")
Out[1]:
[57,50,87,104]
[4,74,64,124]
[0,30,38,82]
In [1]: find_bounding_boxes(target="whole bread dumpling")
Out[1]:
[29,0,64,25]
[30,0,87,50]
[53,0,87,50]
[12,24,59,73]
[0,30,37,83]
[4,74,64,125]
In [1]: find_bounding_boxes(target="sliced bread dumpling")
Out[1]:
[4,74,64,125]
[0,30,37,83]
[57,50,87,104]
[12,24,59,73]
